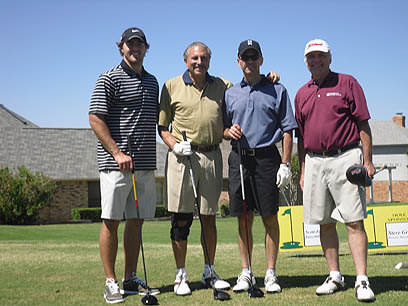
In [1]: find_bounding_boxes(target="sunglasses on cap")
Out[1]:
[240,54,260,61]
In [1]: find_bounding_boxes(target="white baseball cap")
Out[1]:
[304,39,330,56]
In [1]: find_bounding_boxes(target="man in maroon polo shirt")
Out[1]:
[295,39,376,302]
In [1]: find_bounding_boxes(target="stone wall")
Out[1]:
[39,181,88,223]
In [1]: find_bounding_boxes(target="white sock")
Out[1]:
[106,278,116,284]
[329,271,342,281]
[204,264,214,274]
[266,268,276,276]
[242,268,250,274]
[356,275,369,284]
[177,267,186,276]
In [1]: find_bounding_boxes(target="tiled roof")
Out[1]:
[0,127,168,180]
[370,121,408,146]
[0,104,39,128]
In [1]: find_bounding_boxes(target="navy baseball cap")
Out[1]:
[120,27,147,44]
[238,39,262,57]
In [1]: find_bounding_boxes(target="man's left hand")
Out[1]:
[267,72,280,83]
[276,163,292,188]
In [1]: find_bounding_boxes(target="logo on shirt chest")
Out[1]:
[326,92,342,97]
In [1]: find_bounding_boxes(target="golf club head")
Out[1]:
[213,288,230,301]
[346,164,372,186]
[141,293,158,305]
[248,285,264,298]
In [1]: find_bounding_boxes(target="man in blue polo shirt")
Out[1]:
[223,40,297,294]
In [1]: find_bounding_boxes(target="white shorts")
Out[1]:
[100,170,156,220]
[303,147,367,224]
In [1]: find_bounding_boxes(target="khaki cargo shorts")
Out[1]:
[164,148,222,215]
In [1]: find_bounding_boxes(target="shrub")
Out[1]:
[0,167,57,225]
[72,207,101,222]
[220,203,229,217]
[155,205,170,218]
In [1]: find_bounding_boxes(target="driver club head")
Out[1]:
[248,285,264,298]
[141,293,158,305]
[213,288,230,301]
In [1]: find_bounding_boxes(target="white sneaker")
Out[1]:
[264,274,282,293]
[201,270,230,290]
[232,271,256,292]
[316,276,345,295]
[355,280,375,302]
[104,278,124,304]
[174,271,191,296]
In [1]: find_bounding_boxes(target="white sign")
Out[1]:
[303,224,321,246]
[386,222,408,246]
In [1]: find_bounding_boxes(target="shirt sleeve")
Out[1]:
[89,73,115,115]
[349,77,371,122]
[158,81,173,128]
[222,89,232,129]
[278,87,298,132]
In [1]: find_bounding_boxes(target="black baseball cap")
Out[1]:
[238,39,262,57]
[120,27,147,44]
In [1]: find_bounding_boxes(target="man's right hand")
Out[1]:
[113,151,133,171]
[173,140,192,156]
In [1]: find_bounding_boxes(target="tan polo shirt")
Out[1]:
[158,70,232,145]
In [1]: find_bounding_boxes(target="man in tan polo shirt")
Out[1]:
[158,41,279,296]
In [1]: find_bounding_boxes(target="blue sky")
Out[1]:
[1,0,407,131]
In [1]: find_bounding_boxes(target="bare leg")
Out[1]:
[346,220,368,275]
[100,219,121,280]
[123,218,143,280]
[172,220,188,269]
[262,215,279,270]
[200,214,217,265]
[237,212,254,268]
[320,222,340,272]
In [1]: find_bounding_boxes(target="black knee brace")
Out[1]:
[170,212,193,241]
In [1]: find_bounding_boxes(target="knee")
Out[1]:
[170,213,193,241]
[346,220,365,233]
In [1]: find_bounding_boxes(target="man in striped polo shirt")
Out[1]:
[89,27,159,304]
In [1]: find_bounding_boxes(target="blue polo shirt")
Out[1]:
[223,76,297,148]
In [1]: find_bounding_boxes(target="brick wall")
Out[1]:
[39,181,88,223]
[366,181,408,203]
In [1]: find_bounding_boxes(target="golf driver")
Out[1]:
[237,141,264,298]
[127,135,158,306]
[181,131,230,301]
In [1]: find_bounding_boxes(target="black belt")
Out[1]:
[308,142,359,157]
[191,144,218,153]
[234,145,276,157]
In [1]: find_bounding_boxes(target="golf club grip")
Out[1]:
[181,131,193,170]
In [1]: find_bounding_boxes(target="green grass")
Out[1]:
[1,216,408,305]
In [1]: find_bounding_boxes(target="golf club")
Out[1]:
[237,141,264,298]
[127,135,158,306]
[181,131,230,301]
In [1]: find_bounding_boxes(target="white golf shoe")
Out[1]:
[201,270,230,290]
[355,279,375,302]
[174,271,191,296]
[316,276,345,295]
[232,271,256,292]
[264,274,282,293]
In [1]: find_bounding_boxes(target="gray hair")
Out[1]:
[183,41,212,60]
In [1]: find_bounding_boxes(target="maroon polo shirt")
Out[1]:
[295,71,370,152]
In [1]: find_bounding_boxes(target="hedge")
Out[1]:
[72,205,171,221]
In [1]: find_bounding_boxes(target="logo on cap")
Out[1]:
[247,40,252,46]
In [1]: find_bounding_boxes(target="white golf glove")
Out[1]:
[173,139,192,156]
[276,163,292,188]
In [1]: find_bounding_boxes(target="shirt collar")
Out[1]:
[120,60,146,78]
[307,70,335,87]
[240,74,269,87]
[182,70,214,85]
